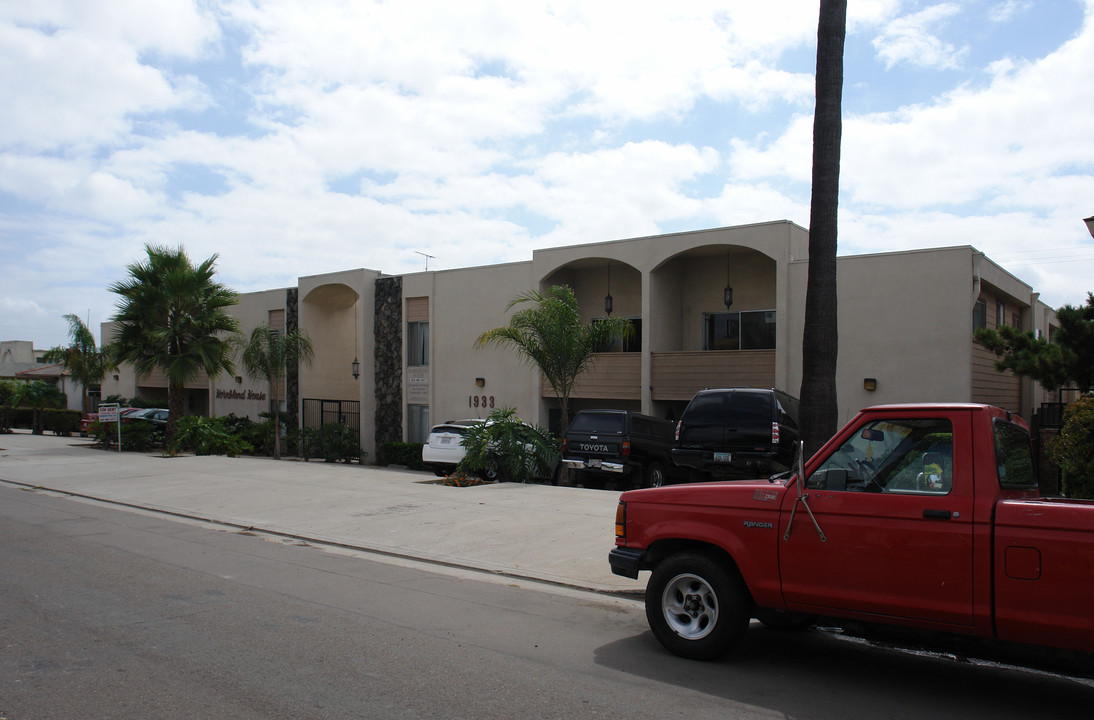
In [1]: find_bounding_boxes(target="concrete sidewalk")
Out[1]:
[0,431,645,595]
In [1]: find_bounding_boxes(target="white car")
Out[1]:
[421,419,484,477]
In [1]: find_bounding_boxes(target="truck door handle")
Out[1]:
[923,509,951,520]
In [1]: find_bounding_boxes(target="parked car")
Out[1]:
[671,387,800,479]
[79,413,98,437]
[421,419,484,477]
[560,409,677,489]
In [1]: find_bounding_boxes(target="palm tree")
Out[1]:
[43,314,114,413]
[237,322,315,459]
[799,0,847,455]
[476,285,632,429]
[12,380,66,435]
[109,244,240,442]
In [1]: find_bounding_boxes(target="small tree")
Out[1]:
[476,285,632,428]
[43,314,114,412]
[237,323,315,459]
[975,292,1094,393]
[456,408,557,483]
[1051,396,1094,499]
[11,380,66,435]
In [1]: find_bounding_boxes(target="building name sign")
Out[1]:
[216,389,267,401]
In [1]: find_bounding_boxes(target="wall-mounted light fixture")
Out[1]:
[352,294,360,380]
[113,374,119,381]
[604,262,613,316]
[723,251,733,309]
[864,378,878,392]
[235,376,242,384]
[475,377,485,387]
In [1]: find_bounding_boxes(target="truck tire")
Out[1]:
[645,552,750,660]
[641,461,667,488]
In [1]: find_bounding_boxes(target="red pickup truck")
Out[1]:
[610,403,1094,661]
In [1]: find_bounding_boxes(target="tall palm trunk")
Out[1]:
[800,0,846,456]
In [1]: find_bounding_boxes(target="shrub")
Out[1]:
[1052,397,1094,499]
[88,419,162,451]
[1,406,35,430]
[380,441,425,469]
[169,415,253,457]
[456,408,557,483]
[296,423,364,463]
[43,409,81,436]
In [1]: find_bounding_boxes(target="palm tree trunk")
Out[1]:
[800,0,846,456]
[167,382,185,445]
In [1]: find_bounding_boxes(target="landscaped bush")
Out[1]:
[42,409,81,436]
[296,423,365,463]
[0,406,34,430]
[169,415,253,457]
[456,408,557,483]
[88,420,160,451]
[1052,397,1094,499]
[380,441,425,469]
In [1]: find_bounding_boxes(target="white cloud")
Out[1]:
[872,3,968,70]
[2,0,1094,348]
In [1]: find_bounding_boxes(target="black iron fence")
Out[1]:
[302,398,361,434]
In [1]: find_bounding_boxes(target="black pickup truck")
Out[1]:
[560,410,676,489]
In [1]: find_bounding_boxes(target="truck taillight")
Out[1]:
[562,437,568,453]
[622,440,631,456]
[772,422,780,444]
[615,501,626,539]
[675,421,681,442]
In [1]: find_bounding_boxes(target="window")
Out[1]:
[973,299,987,330]
[994,419,1036,490]
[997,301,1005,328]
[407,404,430,443]
[594,317,641,352]
[1012,312,1021,330]
[703,310,776,350]
[807,417,955,494]
[407,321,429,366]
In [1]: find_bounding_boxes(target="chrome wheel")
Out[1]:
[661,572,718,640]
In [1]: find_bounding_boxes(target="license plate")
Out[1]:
[440,437,452,445]
[714,452,732,462]
[589,459,602,468]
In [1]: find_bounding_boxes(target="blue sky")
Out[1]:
[2,0,1093,348]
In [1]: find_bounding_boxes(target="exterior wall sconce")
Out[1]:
[113,374,119,381]
[475,377,485,387]
[351,358,360,380]
[723,285,734,309]
[235,376,242,384]
[604,292,613,316]
[864,378,878,391]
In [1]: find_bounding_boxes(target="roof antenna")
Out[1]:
[415,251,436,271]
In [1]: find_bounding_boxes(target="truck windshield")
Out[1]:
[993,419,1037,490]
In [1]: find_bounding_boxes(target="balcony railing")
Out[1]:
[539,350,777,403]
[651,350,776,402]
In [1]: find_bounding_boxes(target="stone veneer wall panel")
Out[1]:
[374,277,403,456]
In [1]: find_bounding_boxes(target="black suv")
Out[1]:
[671,388,800,479]
[561,410,676,489]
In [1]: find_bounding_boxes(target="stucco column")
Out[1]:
[641,269,652,414]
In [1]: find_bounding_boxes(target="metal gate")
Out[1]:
[302,398,361,434]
